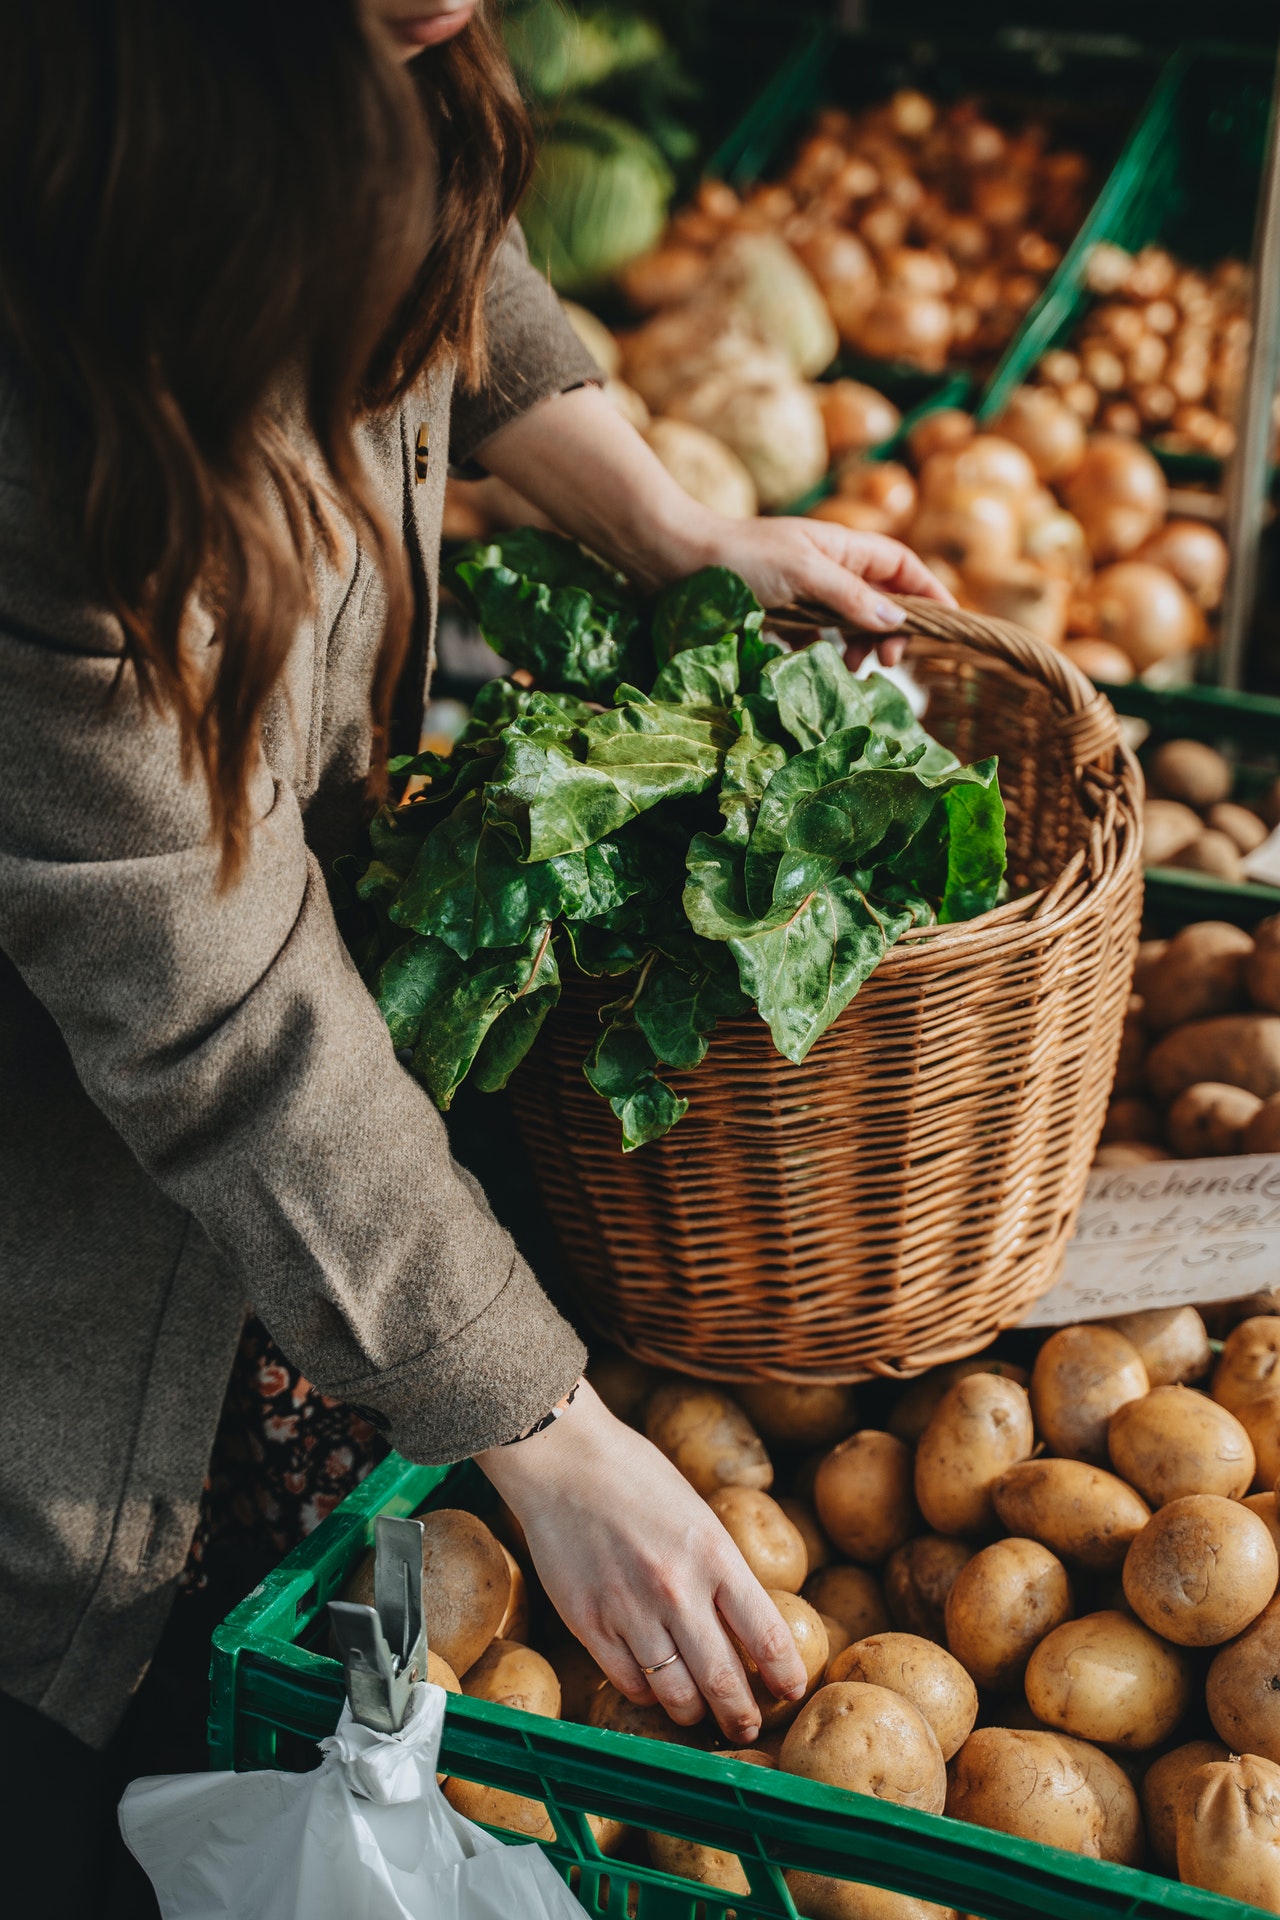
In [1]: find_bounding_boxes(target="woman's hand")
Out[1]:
[474,1382,807,1744]
[474,385,955,664]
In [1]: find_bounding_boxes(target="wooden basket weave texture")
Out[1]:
[508,599,1143,1383]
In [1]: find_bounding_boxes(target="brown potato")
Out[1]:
[781,1681,946,1813]
[1142,798,1202,866]
[444,1778,555,1839]
[1146,1014,1280,1104]
[1141,1738,1229,1874]
[1113,994,1149,1097]
[884,1535,975,1641]
[1053,1735,1145,1866]
[913,1375,1035,1536]
[1139,922,1253,1031]
[1024,1610,1193,1748]
[1245,1491,1280,1556]
[991,1459,1151,1570]
[736,1591,830,1731]
[647,1831,748,1895]
[736,1382,859,1448]
[1238,1393,1280,1486]
[1092,1142,1172,1167]
[1108,1384,1255,1505]
[1176,1755,1280,1913]
[708,1487,808,1593]
[785,1873,958,1920]
[427,1650,460,1694]
[1209,801,1269,855]
[815,1431,917,1564]
[1245,1096,1280,1154]
[1098,1306,1210,1386]
[1213,1317,1280,1412]
[543,1635,605,1723]
[495,1543,528,1642]
[1123,1494,1278,1644]
[888,1356,1029,1446]
[1148,738,1232,808]
[588,1353,658,1426]
[342,1508,509,1680]
[944,1539,1073,1692]
[1207,1594,1280,1761]
[803,1564,891,1642]
[780,1497,833,1575]
[461,1639,561,1717]
[829,1632,977,1759]
[1100,1097,1162,1144]
[945,1728,1105,1854]
[1172,831,1247,882]
[645,1383,772,1497]
[1167,1080,1264,1156]
[589,1684,710,1745]
[1248,916,1280,1015]
[820,1612,852,1669]
[1030,1326,1148,1465]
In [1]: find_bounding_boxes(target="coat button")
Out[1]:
[415,422,429,482]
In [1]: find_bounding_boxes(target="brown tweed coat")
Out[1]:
[0,228,597,1747]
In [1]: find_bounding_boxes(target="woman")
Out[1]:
[0,0,950,1901]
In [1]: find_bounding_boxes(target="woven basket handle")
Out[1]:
[770,594,1122,768]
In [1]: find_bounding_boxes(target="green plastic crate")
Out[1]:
[979,41,1278,480]
[211,1450,1271,1920]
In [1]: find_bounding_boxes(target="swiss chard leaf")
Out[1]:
[583,1020,688,1151]
[650,567,764,664]
[650,634,741,707]
[446,531,644,698]
[402,924,559,1109]
[759,642,873,751]
[633,950,750,1071]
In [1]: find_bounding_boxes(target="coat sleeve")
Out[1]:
[448,222,605,467]
[0,614,586,1464]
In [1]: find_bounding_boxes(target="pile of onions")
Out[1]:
[1030,244,1253,461]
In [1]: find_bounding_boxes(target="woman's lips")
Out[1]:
[392,3,478,49]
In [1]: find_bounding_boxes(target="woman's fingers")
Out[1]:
[799,549,908,634]
[716,1572,808,1706]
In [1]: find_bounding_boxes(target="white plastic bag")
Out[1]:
[119,1682,585,1920]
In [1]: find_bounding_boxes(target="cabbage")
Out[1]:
[504,2,665,104]
[520,105,673,296]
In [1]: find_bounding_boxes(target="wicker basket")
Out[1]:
[508,598,1143,1383]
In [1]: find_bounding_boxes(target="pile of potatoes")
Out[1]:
[1099,913,1280,1166]
[342,1322,1280,1917]
[1140,737,1280,888]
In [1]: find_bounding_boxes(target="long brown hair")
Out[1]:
[0,0,534,878]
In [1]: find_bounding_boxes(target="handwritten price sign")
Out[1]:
[1023,1154,1280,1326]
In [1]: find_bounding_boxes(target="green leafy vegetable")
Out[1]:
[346,538,1009,1147]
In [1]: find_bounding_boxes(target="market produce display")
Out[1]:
[343,534,1006,1148]
[342,1322,1280,1915]
[1099,913,1280,1166]
[1137,736,1280,886]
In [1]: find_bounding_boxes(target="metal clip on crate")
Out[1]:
[327,1513,425,1733]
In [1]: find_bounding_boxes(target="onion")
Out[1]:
[835,458,917,532]
[698,179,740,223]
[971,176,1030,228]
[858,202,908,252]
[881,245,957,296]
[1061,380,1099,424]
[1062,434,1168,561]
[787,135,846,197]
[1081,345,1126,393]
[1093,304,1146,352]
[1040,349,1081,388]
[832,155,880,202]
[1145,299,1179,336]
[617,246,710,313]
[818,379,901,457]
[847,290,952,370]
[1135,520,1229,610]
[889,88,935,137]
[941,214,988,262]
[1015,232,1060,274]
[1085,242,1132,295]
[1023,508,1090,579]
[928,434,1039,503]
[1082,562,1203,671]
[960,561,1069,646]
[1126,246,1176,301]
[906,407,975,466]
[1061,638,1135,683]
[1127,333,1168,385]
[792,227,876,298]
[644,417,757,520]
[953,117,1005,169]
[1135,384,1177,426]
[808,495,893,534]
[992,387,1086,481]
[908,491,1021,570]
[1099,401,1142,437]
[1166,358,1210,404]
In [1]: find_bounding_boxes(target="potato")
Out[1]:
[427,1649,460,1694]
[589,1684,710,1745]
[1098,1306,1210,1386]
[738,1591,830,1730]
[495,1543,528,1642]
[708,1487,808,1593]
[1133,940,1168,996]
[1092,1142,1172,1167]
[780,1497,833,1575]
[785,1873,958,1920]
[1172,829,1247,882]
[1248,917,1280,1015]
[1213,1317,1280,1412]
[1123,1494,1278,1644]
[1142,797,1202,866]
[1141,1738,1230,1874]
[1139,922,1253,1031]
[820,1612,852,1668]
[781,1681,947,1812]
[1207,1594,1280,1761]
[1112,994,1148,1097]
[913,1375,1035,1536]
[645,1383,772,1496]
[803,1564,891,1642]
[1108,1384,1255,1505]
[1167,1080,1264,1156]
[884,1535,975,1641]
[1209,801,1269,855]
[1146,1014,1280,1104]
[1176,1755,1280,1914]
[1029,1326,1148,1466]
[647,1831,748,1896]
[736,1382,859,1448]
[888,1356,1029,1445]
[1053,1735,1145,1866]
[1100,1097,1162,1144]
[1245,1096,1280,1154]
[543,1634,605,1722]
[461,1639,561,1717]
[1024,1610,1193,1748]
[342,1508,509,1680]
[816,1432,917,1563]
[444,1778,554,1839]
[991,1459,1151,1570]
[1149,738,1232,809]
[945,1728,1105,1854]
[829,1632,977,1759]
[944,1539,1073,1692]
[588,1352,658,1426]
[1238,1393,1280,1486]
[1245,1491,1280,1556]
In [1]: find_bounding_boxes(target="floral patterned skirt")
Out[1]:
[180,1314,388,1595]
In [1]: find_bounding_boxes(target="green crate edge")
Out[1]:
[211,1450,1270,1920]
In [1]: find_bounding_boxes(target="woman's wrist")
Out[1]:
[473,1380,623,1518]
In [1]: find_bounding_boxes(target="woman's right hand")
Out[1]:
[473,1381,807,1745]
